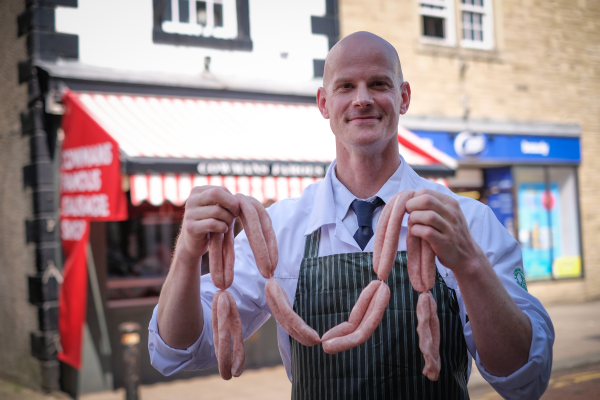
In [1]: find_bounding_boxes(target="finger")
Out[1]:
[407,210,447,234]
[408,223,445,247]
[405,193,449,218]
[414,188,460,207]
[185,204,236,227]
[184,218,229,238]
[188,186,240,217]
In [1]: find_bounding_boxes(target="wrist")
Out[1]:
[174,238,203,270]
[453,247,489,282]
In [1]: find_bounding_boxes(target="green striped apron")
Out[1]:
[290,229,469,399]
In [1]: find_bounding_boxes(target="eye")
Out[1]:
[371,81,387,87]
[340,83,354,89]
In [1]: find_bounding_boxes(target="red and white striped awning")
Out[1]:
[72,92,456,206]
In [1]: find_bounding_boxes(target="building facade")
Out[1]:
[339,0,599,303]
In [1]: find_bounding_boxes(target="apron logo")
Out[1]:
[513,268,528,291]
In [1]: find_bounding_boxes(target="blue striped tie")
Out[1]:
[351,197,385,250]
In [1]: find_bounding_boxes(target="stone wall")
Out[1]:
[339,0,600,303]
[0,0,42,389]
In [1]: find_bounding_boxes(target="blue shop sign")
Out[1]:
[413,131,581,164]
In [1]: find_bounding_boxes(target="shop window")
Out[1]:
[460,0,494,49]
[153,0,252,51]
[419,0,456,46]
[513,166,582,281]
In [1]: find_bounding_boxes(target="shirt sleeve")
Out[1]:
[148,229,273,376]
[464,206,555,400]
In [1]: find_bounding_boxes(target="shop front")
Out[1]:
[59,90,458,389]
[410,126,582,283]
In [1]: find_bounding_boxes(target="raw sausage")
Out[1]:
[212,290,223,359]
[416,292,441,381]
[406,227,426,293]
[372,195,397,274]
[223,221,236,289]
[421,239,436,291]
[209,232,225,290]
[322,282,390,354]
[235,194,273,279]
[321,280,382,341]
[247,196,278,276]
[375,191,415,282]
[224,291,245,377]
[265,278,321,347]
[217,293,233,380]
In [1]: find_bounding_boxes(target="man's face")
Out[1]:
[317,41,410,151]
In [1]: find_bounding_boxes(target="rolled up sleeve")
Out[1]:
[466,206,555,399]
[147,230,272,376]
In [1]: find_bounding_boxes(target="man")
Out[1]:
[149,32,553,399]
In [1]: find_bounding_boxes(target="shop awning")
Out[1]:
[71,92,456,204]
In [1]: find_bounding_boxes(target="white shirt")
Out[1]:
[148,155,554,400]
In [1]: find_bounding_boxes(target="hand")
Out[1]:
[179,186,240,259]
[405,189,484,275]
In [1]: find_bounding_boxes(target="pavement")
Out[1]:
[2,300,600,400]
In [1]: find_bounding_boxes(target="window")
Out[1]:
[162,0,234,39]
[153,0,252,51]
[419,0,456,46]
[460,0,494,49]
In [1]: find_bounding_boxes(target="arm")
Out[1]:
[156,186,239,350]
[406,189,532,377]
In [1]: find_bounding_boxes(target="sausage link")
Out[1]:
[421,239,436,292]
[247,196,278,277]
[265,279,321,347]
[321,280,381,341]
[217,293,233,380]
[224,291,245,377]
[223,220,236,289]
[372,195,398,274]
[416,292,441,381]
[407,226,426,293]
[377,191,414,282]
[322,282,390,354]
[235,194,272,279]
[212,290,223,359]
[209,232,225,290]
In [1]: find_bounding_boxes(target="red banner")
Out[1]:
[58,90,127,369]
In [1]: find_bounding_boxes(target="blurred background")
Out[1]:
[0,0,599,399]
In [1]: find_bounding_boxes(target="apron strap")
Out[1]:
[303,228,321,258]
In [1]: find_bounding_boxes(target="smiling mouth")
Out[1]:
[348,116,380,122]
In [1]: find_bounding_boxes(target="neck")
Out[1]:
[334,137,401,199]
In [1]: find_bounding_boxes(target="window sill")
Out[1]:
[415,39,502,62]
[153,29,253,51]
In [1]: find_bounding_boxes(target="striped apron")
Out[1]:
[290,229,469,400]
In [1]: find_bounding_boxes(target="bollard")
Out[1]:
[119,322,141,400]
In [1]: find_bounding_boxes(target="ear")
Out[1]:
[317,87,330,119]
[399,81,411,115]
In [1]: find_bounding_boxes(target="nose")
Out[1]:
[352,82,374,109]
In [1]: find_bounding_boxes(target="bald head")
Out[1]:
[323,31,403,90]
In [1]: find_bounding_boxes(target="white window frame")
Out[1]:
[419,0,456,47]
[161,0,237,39]
[459,0,494,50]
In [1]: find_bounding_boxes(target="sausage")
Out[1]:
[247,196,278,277]
[321,280,381,341]
[265,279,321,347]
[416,292,441,381]
[372,195,398,274]
[235,194,273,279]
[209,232,225,290]
[223,220,236,289]
[421,239,436,292]
[407,226,426,293]
[322,282,390,354]
[212,290,223,359]
[217,293,233,380]
[224,291,245,377]
[376,191,415,282]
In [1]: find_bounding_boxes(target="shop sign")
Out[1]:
[413,131,581,164]
[196,160,328,178]
[57,91,128,370]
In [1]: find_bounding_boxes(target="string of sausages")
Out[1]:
[210,191,440,381]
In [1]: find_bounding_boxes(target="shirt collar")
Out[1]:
[305,154,424,235]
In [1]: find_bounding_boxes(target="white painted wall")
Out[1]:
[55,0,329,87]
